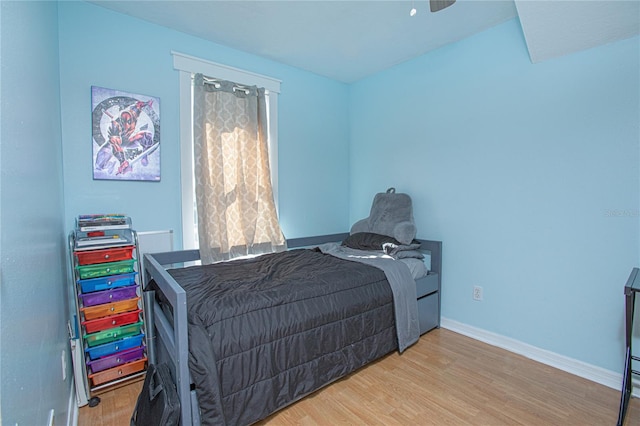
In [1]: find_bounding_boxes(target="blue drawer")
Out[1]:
[78,272,137,293]
[85,333,145,360]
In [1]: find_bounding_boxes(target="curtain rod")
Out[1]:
[172,50,281,93]
[201,76,251,95]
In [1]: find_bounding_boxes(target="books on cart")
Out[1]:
[77,214,131,232]
[76,234,130,248]
[74,214,133,250]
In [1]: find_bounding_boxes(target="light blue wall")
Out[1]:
[0,1,71,424]
[349,18,640,372]
[2,6,637,425]
[58,1,351,244]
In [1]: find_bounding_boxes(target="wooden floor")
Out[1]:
[78,328,639,425]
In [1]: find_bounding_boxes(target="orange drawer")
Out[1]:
[75,246,134,265]
[82,309,141,334]
[88,357,147,387]
[81,297,140,321]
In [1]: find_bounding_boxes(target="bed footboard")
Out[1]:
[143,250,201,426]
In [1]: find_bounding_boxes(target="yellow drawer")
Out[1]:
[81,297,140,321]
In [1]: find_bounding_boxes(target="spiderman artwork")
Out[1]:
[91,87,160,181]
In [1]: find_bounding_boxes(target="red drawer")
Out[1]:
[75,246,134,265]
[88,357,147,387]
[82,309,141,334]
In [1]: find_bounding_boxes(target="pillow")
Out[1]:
[394,250,425,260]
[400,258,429,279]
[382,241,423,258]
[342,232,400,251]
[350,188,417,245]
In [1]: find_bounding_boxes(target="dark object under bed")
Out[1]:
[143,233,442,425]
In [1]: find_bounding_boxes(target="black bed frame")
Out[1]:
[142,233,442,425]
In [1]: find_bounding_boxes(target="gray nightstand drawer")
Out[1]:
[418,292,439,334]
[415,273,439,298]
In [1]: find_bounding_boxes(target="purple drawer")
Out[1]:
[79,285,138,307]
[86,346,145,374]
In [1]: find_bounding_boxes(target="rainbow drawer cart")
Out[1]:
[68,214,147,406]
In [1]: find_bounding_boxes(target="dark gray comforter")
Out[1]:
[318,242,419,352]
[168,248,400,425]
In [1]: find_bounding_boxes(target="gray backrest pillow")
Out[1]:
[350,188,417,245]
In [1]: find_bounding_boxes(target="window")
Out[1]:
[173,52,281,250]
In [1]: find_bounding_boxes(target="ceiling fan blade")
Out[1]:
[430,0,456,12]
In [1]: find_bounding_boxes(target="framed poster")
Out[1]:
[91,86,160,181]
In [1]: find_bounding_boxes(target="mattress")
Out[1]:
[166,248,399,425]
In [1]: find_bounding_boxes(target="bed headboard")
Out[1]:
[287,233,441,276]
[415,238,442,277]
[286,233,350,249]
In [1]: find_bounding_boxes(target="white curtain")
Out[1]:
[192,74,286,264]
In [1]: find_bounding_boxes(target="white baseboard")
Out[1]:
[440,317,630,393]
[68,380,78,426]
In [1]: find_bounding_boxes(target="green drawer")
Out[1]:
[84,322,143,347]
[77,259,135,280]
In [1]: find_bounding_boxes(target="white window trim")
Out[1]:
[173,51,281,249]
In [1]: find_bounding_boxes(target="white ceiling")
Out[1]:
[88,0,639,83]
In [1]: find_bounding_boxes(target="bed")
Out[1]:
[142,232,442,425]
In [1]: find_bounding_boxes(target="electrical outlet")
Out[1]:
[61,350,66,381]
[473,286,483,301]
